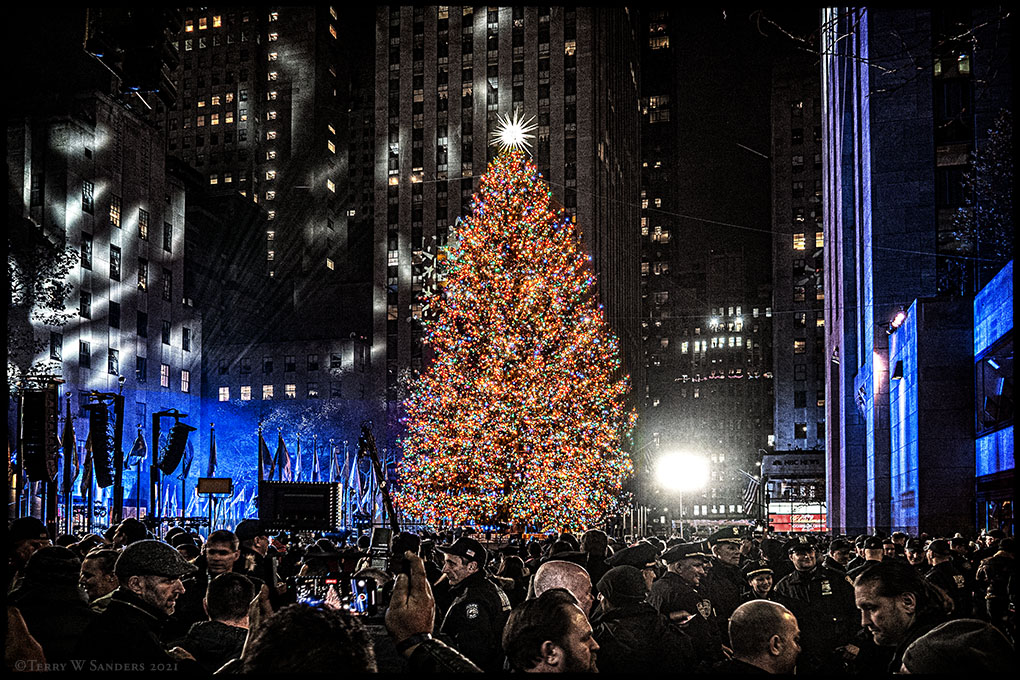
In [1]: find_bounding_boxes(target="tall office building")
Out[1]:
[821,8,1012,534]
[770,54,827,457]
[635,9,774,529]
[372,6,642,449]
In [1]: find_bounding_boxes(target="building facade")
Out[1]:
[372,6,642,450]
[821,7,1012,534]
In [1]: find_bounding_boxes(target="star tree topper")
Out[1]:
[489,109,538,154]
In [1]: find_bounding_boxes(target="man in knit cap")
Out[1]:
[899,618,1015,674]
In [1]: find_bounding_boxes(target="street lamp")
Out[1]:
[656,451,710,540]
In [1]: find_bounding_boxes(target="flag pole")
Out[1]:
[63,395,73,534]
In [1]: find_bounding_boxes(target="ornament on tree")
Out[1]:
[396,130,635,532]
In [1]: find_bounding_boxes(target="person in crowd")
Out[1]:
[975,536,1014,635]
[899,617,1016,674]
[904,539,928,570]
[741,560,775,602]
[8,546,95,665]
[772,535,859,673]
[436,536,512,671]
[6,605,47,672]
[533,560,595,617]
[853,559,954,672]
[494,555,530,607]
[924,539,972,618]
[589,565,694,673]
[181,572,254,672]
[79,547,120,611]
[714,600,801,674]
[110,517,149,548]
[579,529,611,589]
[823,538,852,573]
[69,533,107,561]
[502,588,599,672]
[974,528,1006,561]
[234,519,284,608]
[238,603,376,672]
[700,527,747,636]
[74,539,202,669]
[647,541,725,665]
[170,529,270,643]
[7,517,52,592]
[605,541,660,592]
[848,536,886,580]
[845,535,869,573]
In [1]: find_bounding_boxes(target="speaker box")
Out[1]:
[258,482,340,530]
[197,477,233,496]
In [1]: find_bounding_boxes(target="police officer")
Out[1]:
[772,535,859,673]
[604,541,660,592]
[741,560,775,601]
[700,526,746,636]
[847,536,885,580]
[905,539,929,571]
[823,538,852,573]
[647,541,725,667]
[924,539,971,618]
[436,536,512,672]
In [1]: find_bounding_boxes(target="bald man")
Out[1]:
[533,561,595,618]
[715,600,801,674]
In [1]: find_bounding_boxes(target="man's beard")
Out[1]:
[562,647,597,673]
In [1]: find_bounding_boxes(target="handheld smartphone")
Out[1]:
[349,577,378,616]
[294,575,346,611]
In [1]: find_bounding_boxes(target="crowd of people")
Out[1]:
[6,515,1016,673]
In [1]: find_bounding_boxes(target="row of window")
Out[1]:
[80,186,173,250]
[792,232,825,250]
[79,262,172,302]
[217,352,354,375]
[218,383,344,401]
[73,342,187,390]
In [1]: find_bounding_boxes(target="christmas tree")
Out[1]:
[396,117,635,532]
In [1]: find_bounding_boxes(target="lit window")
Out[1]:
[198,99,206,108]
[213,15,221,28]
[269,11,279,21]
[219,386,230,401]
[267,230,275,241]
[266,150,277,160]
[263,385,274,400]
[267,210,275,220]
[265,190,276,200]
[267,250,275,261]
[265,170,276,180]
[268,32,279,41]
[329,25,337,39]
[268,52,278,62]
[326,258,335,270]
[268,72,278,81]
[225,111,234,124]
[649,35,669,49]
[266,110,277,120]
[226,92,234,103]
[211,113,219,125]
[211,95,221,105]
[199,17,208,30]
[266,131,277,140]
[793,233,806,250]
[285,384,296,399]
[210,174,219,185]
[327,123,336,134]
[794,340,807,354]
[241,385,252,401]
[268,91,278,100]
[815,232,824,248]
[181,370,191,393]
[185,20,194,32]
[327,179,336,192]
[197,115,205,127]
[329,7,337,20]
[224,173,232,183]
[161,364,171,388]
[327,140,335,153]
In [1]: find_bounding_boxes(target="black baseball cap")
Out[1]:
[437,536,487,568]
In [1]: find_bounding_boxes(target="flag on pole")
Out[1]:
[348,458,363,515]
[741,475,760,516]
[185,488,198,516]
[275,431,291,482]
[259,429,274,480]
[294,434,302,482]
[125,426,147,466]
[179,440,195,480]
[311,441,321,483]
[206,424,217,478]
[79,435,93,498]
[61,410,78,495]
[244,487,258,518]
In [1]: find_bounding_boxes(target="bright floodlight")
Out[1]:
[656,451,710,492]
[489,110,537,153]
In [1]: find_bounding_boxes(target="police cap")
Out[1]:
[707,526,744,547]
[660,541,711,564]
[605,541,659,570]
[785,535,818,554]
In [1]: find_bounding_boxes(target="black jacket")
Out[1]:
[647,571,725,664]
[925,560,971,618]
[182,620,247,672]
[700,559,745,633]
[438,570,512,672]
[9,580,96,664]
[772,565,859,673]
[590,601,695,674]
[73,587,203,672]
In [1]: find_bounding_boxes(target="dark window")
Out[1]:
[307,354,319,371]
[80,291,92,319]
[162,268,172,301]
[330,381,342,398]
[163,222,173,252]
[182,327,191,351]
[30,174,43,207]
[81,233,93,269]
[136,356,147,383]
[794,390,807,408]
[109,301,120,329]
[263,356,273,374]
[79,341,91,369]
[138,209,149,240]
[136,310,148,337]
[162,320,171,345]
[218,359,228,375]
[109,245,121,280]
[50,332,62,360]
[241,357,252,374]
[108,348,119,375]
[138,258,149,290]
[284,355,296,372]
[794,423,808,439]
[330,352,342,369]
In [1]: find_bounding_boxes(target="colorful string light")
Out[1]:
[395,149,635,532]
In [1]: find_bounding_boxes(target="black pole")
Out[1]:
[151,413,160,525]
[112,392,125,525]
[63,396,73,534]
